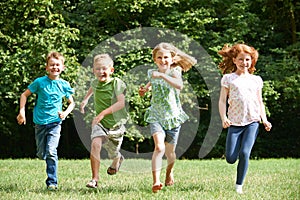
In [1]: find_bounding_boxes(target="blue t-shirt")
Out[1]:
[28,76,74,125]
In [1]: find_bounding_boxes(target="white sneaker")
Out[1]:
[235,184,243,194]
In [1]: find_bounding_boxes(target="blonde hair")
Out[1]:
[46,51,65,65]
[218,43,259,74]
[93,54,114,68]
[152,43,197,72]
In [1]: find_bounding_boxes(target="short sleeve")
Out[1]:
[28,78,40,93]
[113,78,126,96]
[170,66,182,77]
[147,69,155,80]
[256,75,263,89]
[221,74,230,88]
[63,81,74,99]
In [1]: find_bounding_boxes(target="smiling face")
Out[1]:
[46,57,65,80]
[233,52,252,75]
[153,50,173,73]
[93,64,114,82]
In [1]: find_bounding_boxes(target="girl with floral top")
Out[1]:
[139,42,197,193]
[218,43,272,194]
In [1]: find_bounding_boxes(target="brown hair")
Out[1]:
[152,43,197,72]
[46,51,65,65]
[218,43,258,74]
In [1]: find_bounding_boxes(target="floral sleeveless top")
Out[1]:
[144,67,189,130]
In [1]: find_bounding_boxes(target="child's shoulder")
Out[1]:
[221,73,236,80]
[112,77,126,87]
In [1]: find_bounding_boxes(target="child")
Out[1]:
[16,51,75,191]
[139,43,197,193]
[80,54,128,188]
[218,43,272,194]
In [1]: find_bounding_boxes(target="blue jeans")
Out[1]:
[225,122,259,185]
[35,122,61,187]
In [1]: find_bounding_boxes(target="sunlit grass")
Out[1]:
[0,158,299,199]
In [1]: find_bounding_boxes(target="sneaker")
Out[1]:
[235,184,243,194]
[47,185,58,191]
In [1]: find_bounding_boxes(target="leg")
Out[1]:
[45,123,61,187]
[105,132,124,175]
[90,137,104,182]
[35,124,47,160]
[164,142,176,186]
[225,126,243,164]
[164,126,181,186]
[236,122,259,185]
[152,132,165,187]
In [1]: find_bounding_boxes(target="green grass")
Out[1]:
[0,158,299,200]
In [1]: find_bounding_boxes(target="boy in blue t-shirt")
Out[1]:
[17,51,75,191]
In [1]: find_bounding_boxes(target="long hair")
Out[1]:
[152,43,197,72]
[218,43,258,74]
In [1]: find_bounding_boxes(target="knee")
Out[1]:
[155,144,165,154]
[165,150,176,159]
[239,150,250,160]
[226,155,237,164]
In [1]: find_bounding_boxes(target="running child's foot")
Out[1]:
[235,184,243,194]
[165,172,174,186]
[86,180,98,188]
[152,183,163,193]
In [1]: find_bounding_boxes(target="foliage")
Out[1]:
[0,0,299,158]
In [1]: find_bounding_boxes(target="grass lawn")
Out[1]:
[0,158,299,200]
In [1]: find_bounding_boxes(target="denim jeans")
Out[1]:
[225,122,259,185]
[35,122,61,187]
[150,122,181,145]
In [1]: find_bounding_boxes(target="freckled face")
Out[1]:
[46,58,65,79]
[93,64,114,82]
[154,50,173,73]
[233,52,252,74]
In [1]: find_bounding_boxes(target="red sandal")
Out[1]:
[152,183,163,193]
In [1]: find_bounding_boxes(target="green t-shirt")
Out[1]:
[91,77,128,128]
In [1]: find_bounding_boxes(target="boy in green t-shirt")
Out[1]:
[80,54,128,188]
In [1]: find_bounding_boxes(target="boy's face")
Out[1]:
[46,58,65,79]
[93,64,114,82]
[154,50,173,73]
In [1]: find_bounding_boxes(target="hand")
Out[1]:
[222,117,232,129]
[58,111,66,120]
[138,86,148,97]
[263,121,272,132]
[92,114,104,127]
[152,71,163,79]
[80,100,88,114]
[16,111,26,125]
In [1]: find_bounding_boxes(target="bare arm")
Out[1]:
[80,87,93,114]
[152,71,183,90]
[257,88,272,131]
[16,89,32,125]
[58,95,75,120]
[92,93,125,126]
[218,86,232,128]
[139,82,151,96]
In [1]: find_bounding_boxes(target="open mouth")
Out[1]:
[51,68,60,73]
